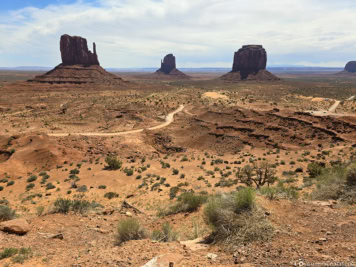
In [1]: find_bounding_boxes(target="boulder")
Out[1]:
[0,218,31,235]
[60,34,100,66]
[345,61,356,73]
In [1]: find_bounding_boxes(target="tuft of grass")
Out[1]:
[104,192,119,199]
[151,222,178,242]
[0,205,16,221]
[204,188,273,247]
[159,192,208,216]
[53,198,101,214]
[116,218,146,245]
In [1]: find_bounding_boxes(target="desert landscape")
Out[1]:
[0,31,355,267]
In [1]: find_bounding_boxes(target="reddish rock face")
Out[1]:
[232,45,267,73]
[60,34,100,66]
[345,61,356,73]
[158,54,176,74]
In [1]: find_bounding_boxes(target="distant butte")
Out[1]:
[154,54,190,79]
[29,34,125,84]
[344,61,356,73]
[220,45,279,81]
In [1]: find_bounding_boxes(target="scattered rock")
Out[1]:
[125,211,133,217]
[180,237,209,251]
[49,233,64,240]
[141,253,184,267]
[0,218,31,235]
[206,253,218,260]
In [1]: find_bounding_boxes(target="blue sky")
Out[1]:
[1,0,356,68]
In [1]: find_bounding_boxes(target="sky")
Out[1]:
[0,0,356,68]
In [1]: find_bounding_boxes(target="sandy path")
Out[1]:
[48,105,184,137]
[328,100,341,113]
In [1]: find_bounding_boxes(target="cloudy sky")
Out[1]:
[0,0,355,68]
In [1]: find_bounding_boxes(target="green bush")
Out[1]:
[160,192,208,216]
[307,162,325,178]
[0,186,3,191]
[26,175,37,183]
[0,248,18,260]
[26,183,35,191]
[98,185,107,189]
[151,222,178,242]
[53,198,72,214]
[346,165,356,187]
[0,205,16,221]
[46,183,56,190]
[7,181,14,186]
[116,218,146,245]
[105,155,122,170]
[104,192,119,199]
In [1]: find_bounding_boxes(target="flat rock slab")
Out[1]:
[141,253,184,267]
[0,218,31,235]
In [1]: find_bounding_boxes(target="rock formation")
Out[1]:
[29,34,125,84]
[158,54,176,74]
[220,45,279,81]
[60,34,99,66]
[344,61,356,73]
[154,54,190,79]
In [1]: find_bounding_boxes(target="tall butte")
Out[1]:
[29,34,124,84]
[344,61,356,73]
[154,54,190,79]
[220,45,279,81]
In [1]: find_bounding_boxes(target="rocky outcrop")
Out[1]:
[0,218,31,235]
[345,61,356,73]
[154,54,190,79]
[232,45,267,73]
[220,45,279,81]
[158,54,176,74]
[29,34,126,84]
[60,34,99,66]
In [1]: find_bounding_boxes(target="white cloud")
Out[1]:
[0,0,356,67]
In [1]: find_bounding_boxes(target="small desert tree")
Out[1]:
[237,162,277,188]
[105,155,122,170]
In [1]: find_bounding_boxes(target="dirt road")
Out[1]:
[48,105,184,137]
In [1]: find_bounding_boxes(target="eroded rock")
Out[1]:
[0,218,31,235]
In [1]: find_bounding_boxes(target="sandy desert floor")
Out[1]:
[0,70,356,266]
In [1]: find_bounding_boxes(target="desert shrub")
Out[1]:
[0,205,16,221]
[0,248,18,260]
[236,162,277,188]
[160,192,208,216]
[105,155,122,170]
[46,183,56,190]
[71,199,91,214]
[151,222,178,242]
[346,165,356,186]
[26,183,35,191]
[311,163,356,204]
[26,175,37,183]
[7,181,14,186]
[104,192,119,199]
[53,198,100,214]
[76,185,88,192]
[307,162,325,178]
[116,218,146,245]
[169,186,180,199]
[53,198,72,214]
[172,168,179,175]
[36,206,45,216]
[123,168,134,176]
[204,188,273,247]
[259,183,299,200]
[98,185,107,189]
[0,186,3,191]
[10,248,32,264]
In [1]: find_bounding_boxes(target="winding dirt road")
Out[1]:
[48,105,184,137]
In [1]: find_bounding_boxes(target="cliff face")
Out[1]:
[345,61,356,73]
[60,34,100,66]
[158,54,176,74]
